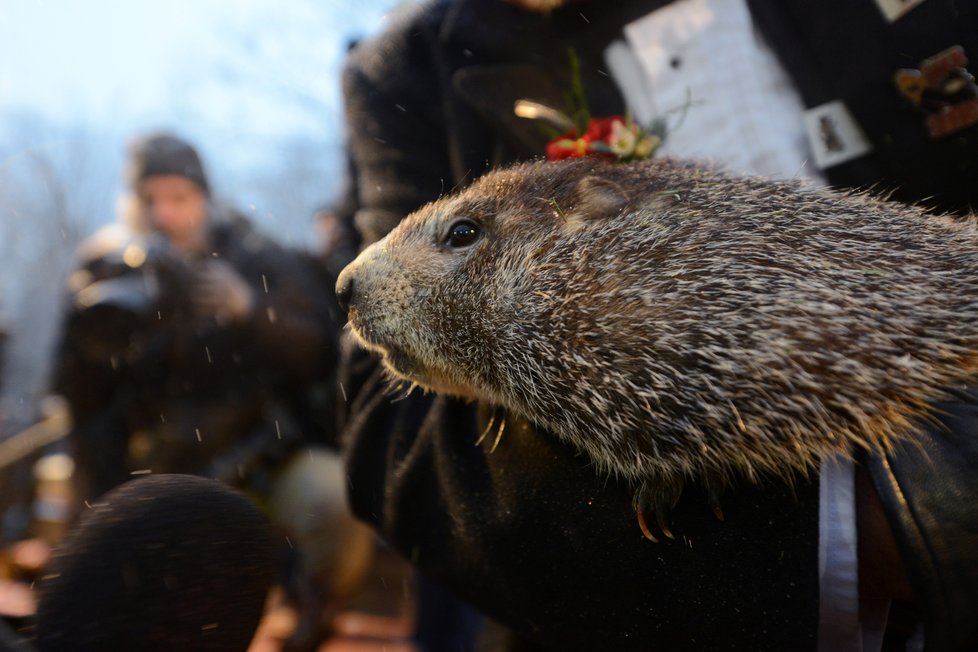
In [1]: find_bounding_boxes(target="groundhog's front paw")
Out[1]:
[631,479,683,542]
[631,473,726,542]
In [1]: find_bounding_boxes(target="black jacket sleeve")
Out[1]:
[338,339,821,651]
[341,3,456,244]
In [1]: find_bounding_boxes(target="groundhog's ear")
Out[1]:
[566,176,629,228]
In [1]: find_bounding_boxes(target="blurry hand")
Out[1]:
[192,259,255,322]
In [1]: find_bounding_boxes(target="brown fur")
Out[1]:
[338,157,978,511]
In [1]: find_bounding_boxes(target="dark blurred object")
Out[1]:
[61,230,194,368]
[53,214,335,506]
[270,449,376,652]
[0,621,29,652]
[54,229,207,504]
[34,474,275,652]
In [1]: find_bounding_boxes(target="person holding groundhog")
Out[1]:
[338,0,978,650]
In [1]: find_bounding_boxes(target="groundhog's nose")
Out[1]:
[335,267,354,313]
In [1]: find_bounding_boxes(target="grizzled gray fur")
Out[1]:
[338,157,978,514]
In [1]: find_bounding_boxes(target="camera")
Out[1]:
[63,232,194,364]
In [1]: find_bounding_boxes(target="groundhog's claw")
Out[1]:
[656,511,675,540]
[703,473,726,522]
[632,480,681,542]
[635,508,675,542]
[711,501,725,522]
[636,510,659,543]
[632,476,726,539]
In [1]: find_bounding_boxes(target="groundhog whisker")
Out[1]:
[389,381,420,403]
[475,410,498,447]
[489,417,507,454]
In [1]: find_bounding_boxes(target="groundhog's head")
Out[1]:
[335,159,666,401]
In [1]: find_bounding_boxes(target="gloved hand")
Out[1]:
[191,259,255,322]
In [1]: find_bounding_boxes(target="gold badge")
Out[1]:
[894,45,978,138]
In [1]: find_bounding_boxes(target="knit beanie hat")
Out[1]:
[127,133,210,195]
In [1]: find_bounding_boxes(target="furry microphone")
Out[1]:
[34,474,275,652]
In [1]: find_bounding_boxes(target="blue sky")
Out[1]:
[0,0,407,245]
[0,2,215,122]
[0,0,401,136]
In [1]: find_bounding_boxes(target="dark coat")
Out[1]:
[747,0,978,214]
[55,210,337,504]
[340,0,978,649]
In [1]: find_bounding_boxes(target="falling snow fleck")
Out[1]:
[205,346,212,363]
[262,274,269,293]
[195,428,202,442]
[266,307,277,323]
[275,420,281,439]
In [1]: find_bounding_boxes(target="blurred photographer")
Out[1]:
[49,133,375,649]
[53,132,337,506]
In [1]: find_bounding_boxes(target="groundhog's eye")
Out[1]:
[444,220,480,248]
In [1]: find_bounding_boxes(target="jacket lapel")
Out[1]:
[452,63,565,156]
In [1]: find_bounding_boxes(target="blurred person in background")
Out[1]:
[54,131,328,511]
[49,132,374,652]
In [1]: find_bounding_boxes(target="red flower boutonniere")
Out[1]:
[543,114,662,162]
[515,49,666,163]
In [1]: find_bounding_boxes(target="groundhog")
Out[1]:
[336,157,978,532]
